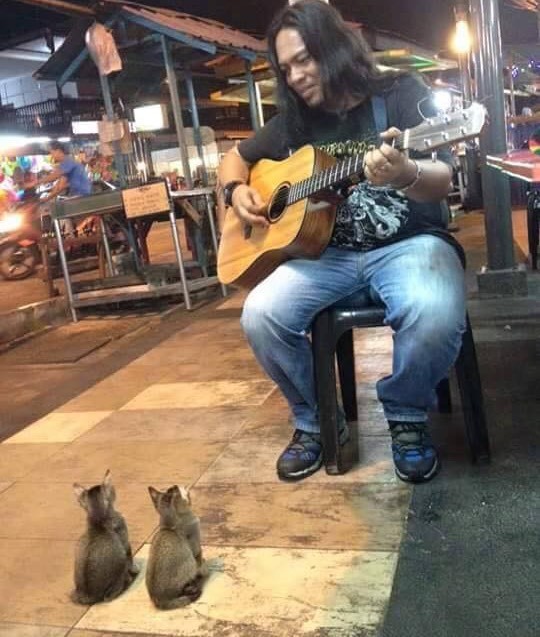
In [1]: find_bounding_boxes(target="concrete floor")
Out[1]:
[0,209,537,637]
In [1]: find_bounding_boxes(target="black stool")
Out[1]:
[312,305,490,475]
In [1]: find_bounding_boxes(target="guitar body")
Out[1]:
[217,145,337,288]
[216,102,487,288]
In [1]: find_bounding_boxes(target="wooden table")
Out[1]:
[486,150,540,269]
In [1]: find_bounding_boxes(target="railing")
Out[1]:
[0,97,261,138]
[0,98,104,136]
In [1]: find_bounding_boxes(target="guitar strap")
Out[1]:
[371,95,388,135]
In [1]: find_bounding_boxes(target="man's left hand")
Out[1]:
[363,127,416,188]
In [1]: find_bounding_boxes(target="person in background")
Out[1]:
[218,0,463,484]
[35,141,92,202]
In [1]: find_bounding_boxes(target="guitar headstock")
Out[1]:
[404,102,487,152]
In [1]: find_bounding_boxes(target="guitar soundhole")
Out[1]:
[267,184,290,222]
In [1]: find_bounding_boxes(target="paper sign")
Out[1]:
[121,182,170,219]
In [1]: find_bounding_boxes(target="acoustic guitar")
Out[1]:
[217,103,487,288]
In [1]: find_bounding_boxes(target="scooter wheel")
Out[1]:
[0,243,38,280]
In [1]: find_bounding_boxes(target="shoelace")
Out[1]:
[390,423,426,452]
[289,430,321,450]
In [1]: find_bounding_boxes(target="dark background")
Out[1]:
[0,0,537,50]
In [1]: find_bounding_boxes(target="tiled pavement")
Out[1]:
[0,209,533,637]
[0,289,409,637]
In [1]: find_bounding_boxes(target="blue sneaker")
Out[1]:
[277,426,349,481]
[389,421,440,483]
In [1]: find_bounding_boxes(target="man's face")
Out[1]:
[275,28,323,108]
[49,148,63,163]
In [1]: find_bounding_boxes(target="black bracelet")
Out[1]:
[223,180,245,207]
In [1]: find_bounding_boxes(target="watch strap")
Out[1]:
[223,180,245,206]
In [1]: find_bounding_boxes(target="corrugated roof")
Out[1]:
[35,2,266,84]
[113,2,266,56]
[504,0,537,9]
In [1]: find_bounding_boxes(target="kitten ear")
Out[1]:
[102,469,115,501]
[148,486,160,510]
[179,486,191,504]
[73,483,87,508]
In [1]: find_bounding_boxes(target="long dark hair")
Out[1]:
[267,0,394,145]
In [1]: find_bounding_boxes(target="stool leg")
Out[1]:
[526,190,539,270]
[455,315,490,463]
[336,330,358,421]
[312,311,345,475]
[436,378,452,413]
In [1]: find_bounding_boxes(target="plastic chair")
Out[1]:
[312,305,491,475]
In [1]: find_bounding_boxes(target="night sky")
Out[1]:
[0,0,536,51]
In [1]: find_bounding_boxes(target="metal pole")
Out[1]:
[508,58,516,118]
[53,217,78,322]
[99,74,127,187]
[204,192,227,297]
[457,52,472,105]
[98,216,116,276]
[161,35,192,189]
[169,207,192,310]
[142,136,155,178]
[469,0,515,271]
[184,70,209,186]
[245,60,261,131]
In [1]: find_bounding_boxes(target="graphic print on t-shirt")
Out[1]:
[332,182,409,250]
[314,138,411,251]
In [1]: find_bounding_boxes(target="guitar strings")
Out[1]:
[283,133,402,207]
[269,106,477,211]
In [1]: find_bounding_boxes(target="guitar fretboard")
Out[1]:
[287,132,406,204]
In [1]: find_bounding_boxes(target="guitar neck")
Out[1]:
[284,102,488,205]
[287,133,406,205]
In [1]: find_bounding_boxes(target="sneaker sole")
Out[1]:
[277,427,350,482]
[277,455,323,482]
[394,457,441,484]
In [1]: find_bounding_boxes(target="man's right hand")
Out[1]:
[231,184,269,228]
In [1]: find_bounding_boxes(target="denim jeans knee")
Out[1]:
[366,236,466,421]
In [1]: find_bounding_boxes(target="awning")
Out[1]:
[34,1,266,85]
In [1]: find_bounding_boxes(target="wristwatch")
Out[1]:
[223,180,245,207]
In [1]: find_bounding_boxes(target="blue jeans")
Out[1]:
[240,234,466,434]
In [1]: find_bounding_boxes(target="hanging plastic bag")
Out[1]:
[85,22,122,75]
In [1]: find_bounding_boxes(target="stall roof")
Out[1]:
[504,0,537,9]
[34,1,265,85]
[33,18,93,83]
[117,4,266,58]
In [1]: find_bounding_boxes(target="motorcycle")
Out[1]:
[0,196,42,280]
[0,192,129,281]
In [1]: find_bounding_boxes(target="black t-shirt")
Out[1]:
[238,73,463,263]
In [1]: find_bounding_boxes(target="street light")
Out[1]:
[452,3,472,104]
[453,17,472,55]
[451,3,482,211]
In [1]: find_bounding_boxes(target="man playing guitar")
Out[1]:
[218,0,466,484]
